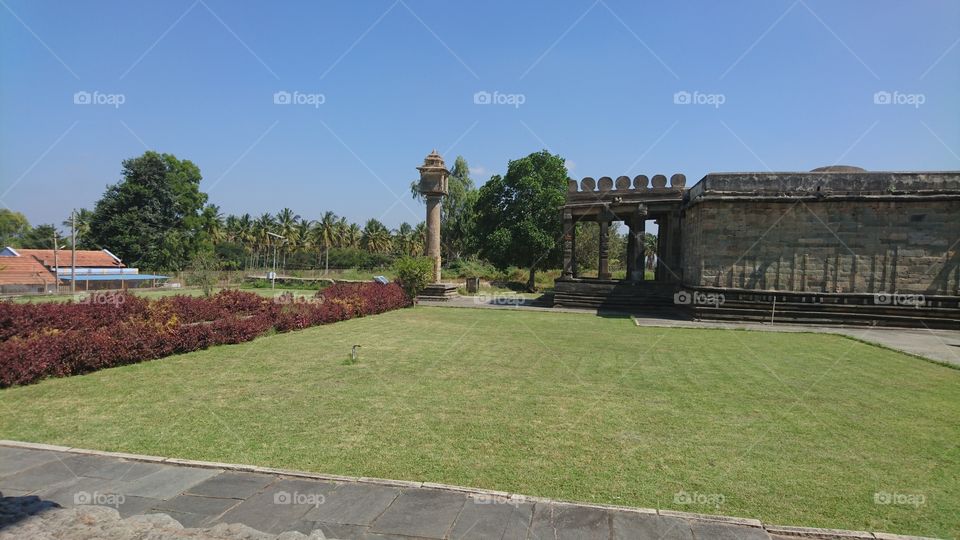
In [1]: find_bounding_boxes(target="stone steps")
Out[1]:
[692,302,960,329]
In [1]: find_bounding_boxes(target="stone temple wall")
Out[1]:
[680,172,960,296]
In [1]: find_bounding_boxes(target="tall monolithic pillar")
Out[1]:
[426,194,442,282]
[598,219,611,280]
[417,150,449,284]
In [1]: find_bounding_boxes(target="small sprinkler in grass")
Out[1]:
[351,344,361,363]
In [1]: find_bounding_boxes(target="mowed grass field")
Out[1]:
[1,307,957,537]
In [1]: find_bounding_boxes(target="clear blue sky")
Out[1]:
[2,0,958,231]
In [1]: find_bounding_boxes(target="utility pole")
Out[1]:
[266,232,284,290]
[70,210,77,294]
[53,230,60,294]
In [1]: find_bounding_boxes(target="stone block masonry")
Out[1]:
[681,172,960,296]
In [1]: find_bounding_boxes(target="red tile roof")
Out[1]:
[15,248,123,268]
[0,256,58,286]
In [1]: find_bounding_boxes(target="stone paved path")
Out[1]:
[0,442,929,540]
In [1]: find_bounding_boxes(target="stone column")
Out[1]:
[426,194,443,282]
[628,217,646,281]
[598,219,611,280]
[416,150,453,297]
[562,211,576,279]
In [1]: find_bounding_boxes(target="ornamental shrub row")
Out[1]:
[0,282,411,387]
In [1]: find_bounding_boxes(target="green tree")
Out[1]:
[410,155,477,261]
[393,255,433,299]
[473,150,567,290]
[361,219,392,254]
[62,208,94,249]
[644,232,658,270]
[88,151,207,270]
[313,211,338,273]
[0,209,30,247]
[20,224,61,249]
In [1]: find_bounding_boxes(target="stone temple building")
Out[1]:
[553,167,959,328]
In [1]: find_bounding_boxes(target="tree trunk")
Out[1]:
[527,267,536,292]
[324,247,329,274]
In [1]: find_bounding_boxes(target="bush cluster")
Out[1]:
[0,283,411,388]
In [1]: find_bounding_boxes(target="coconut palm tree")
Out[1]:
[644,232,658,271]
[253,213,276,270]
[275,208,300,269]
[394,222,414,256]
[294,219,313,266]
[62,208,93,249]
[313,211,338,273]
[412,222,427,256]
[333,217,348,248]
[201,204,225,244]
[345,223,362,249]
[361,219,392,254]
[236,213,254,268]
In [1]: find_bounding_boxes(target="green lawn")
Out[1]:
[1,307,957,537]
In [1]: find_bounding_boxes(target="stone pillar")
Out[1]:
[562,211,576,279]
[426,194,442,282]
[628,217,646,281]
[598,219,611,280]
[416,150,457,299]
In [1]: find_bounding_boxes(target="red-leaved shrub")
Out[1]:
[0,283,410,387]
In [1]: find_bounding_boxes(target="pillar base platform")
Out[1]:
[418,283,460,301]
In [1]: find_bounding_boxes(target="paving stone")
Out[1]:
[611,511,692,540]
[33,475,116,507]
[155,509,218,528]
[0,447,61,477]
[370,489,466,539]
[0,457,80,491]
[0,488,33,497]
[218,478,336,534]
[61,494,163,519]
[56,454,154,480]
[107,466,222,500]
[111,461,172,482]
[152,494,240,517]
[528,503,611,540]
[303,482,400,525]
[285,519,369,538]
[185,472,277,499]
[114,496,166,519]
[448,495,534,539]
[689,520,770,540]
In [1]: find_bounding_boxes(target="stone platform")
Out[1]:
[418,282,459,301]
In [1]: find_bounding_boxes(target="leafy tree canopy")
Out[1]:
[473,150,567,290]
[0,209,31,247]
[89,151,207,270]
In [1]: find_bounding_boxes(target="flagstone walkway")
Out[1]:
[0,442,930,540]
